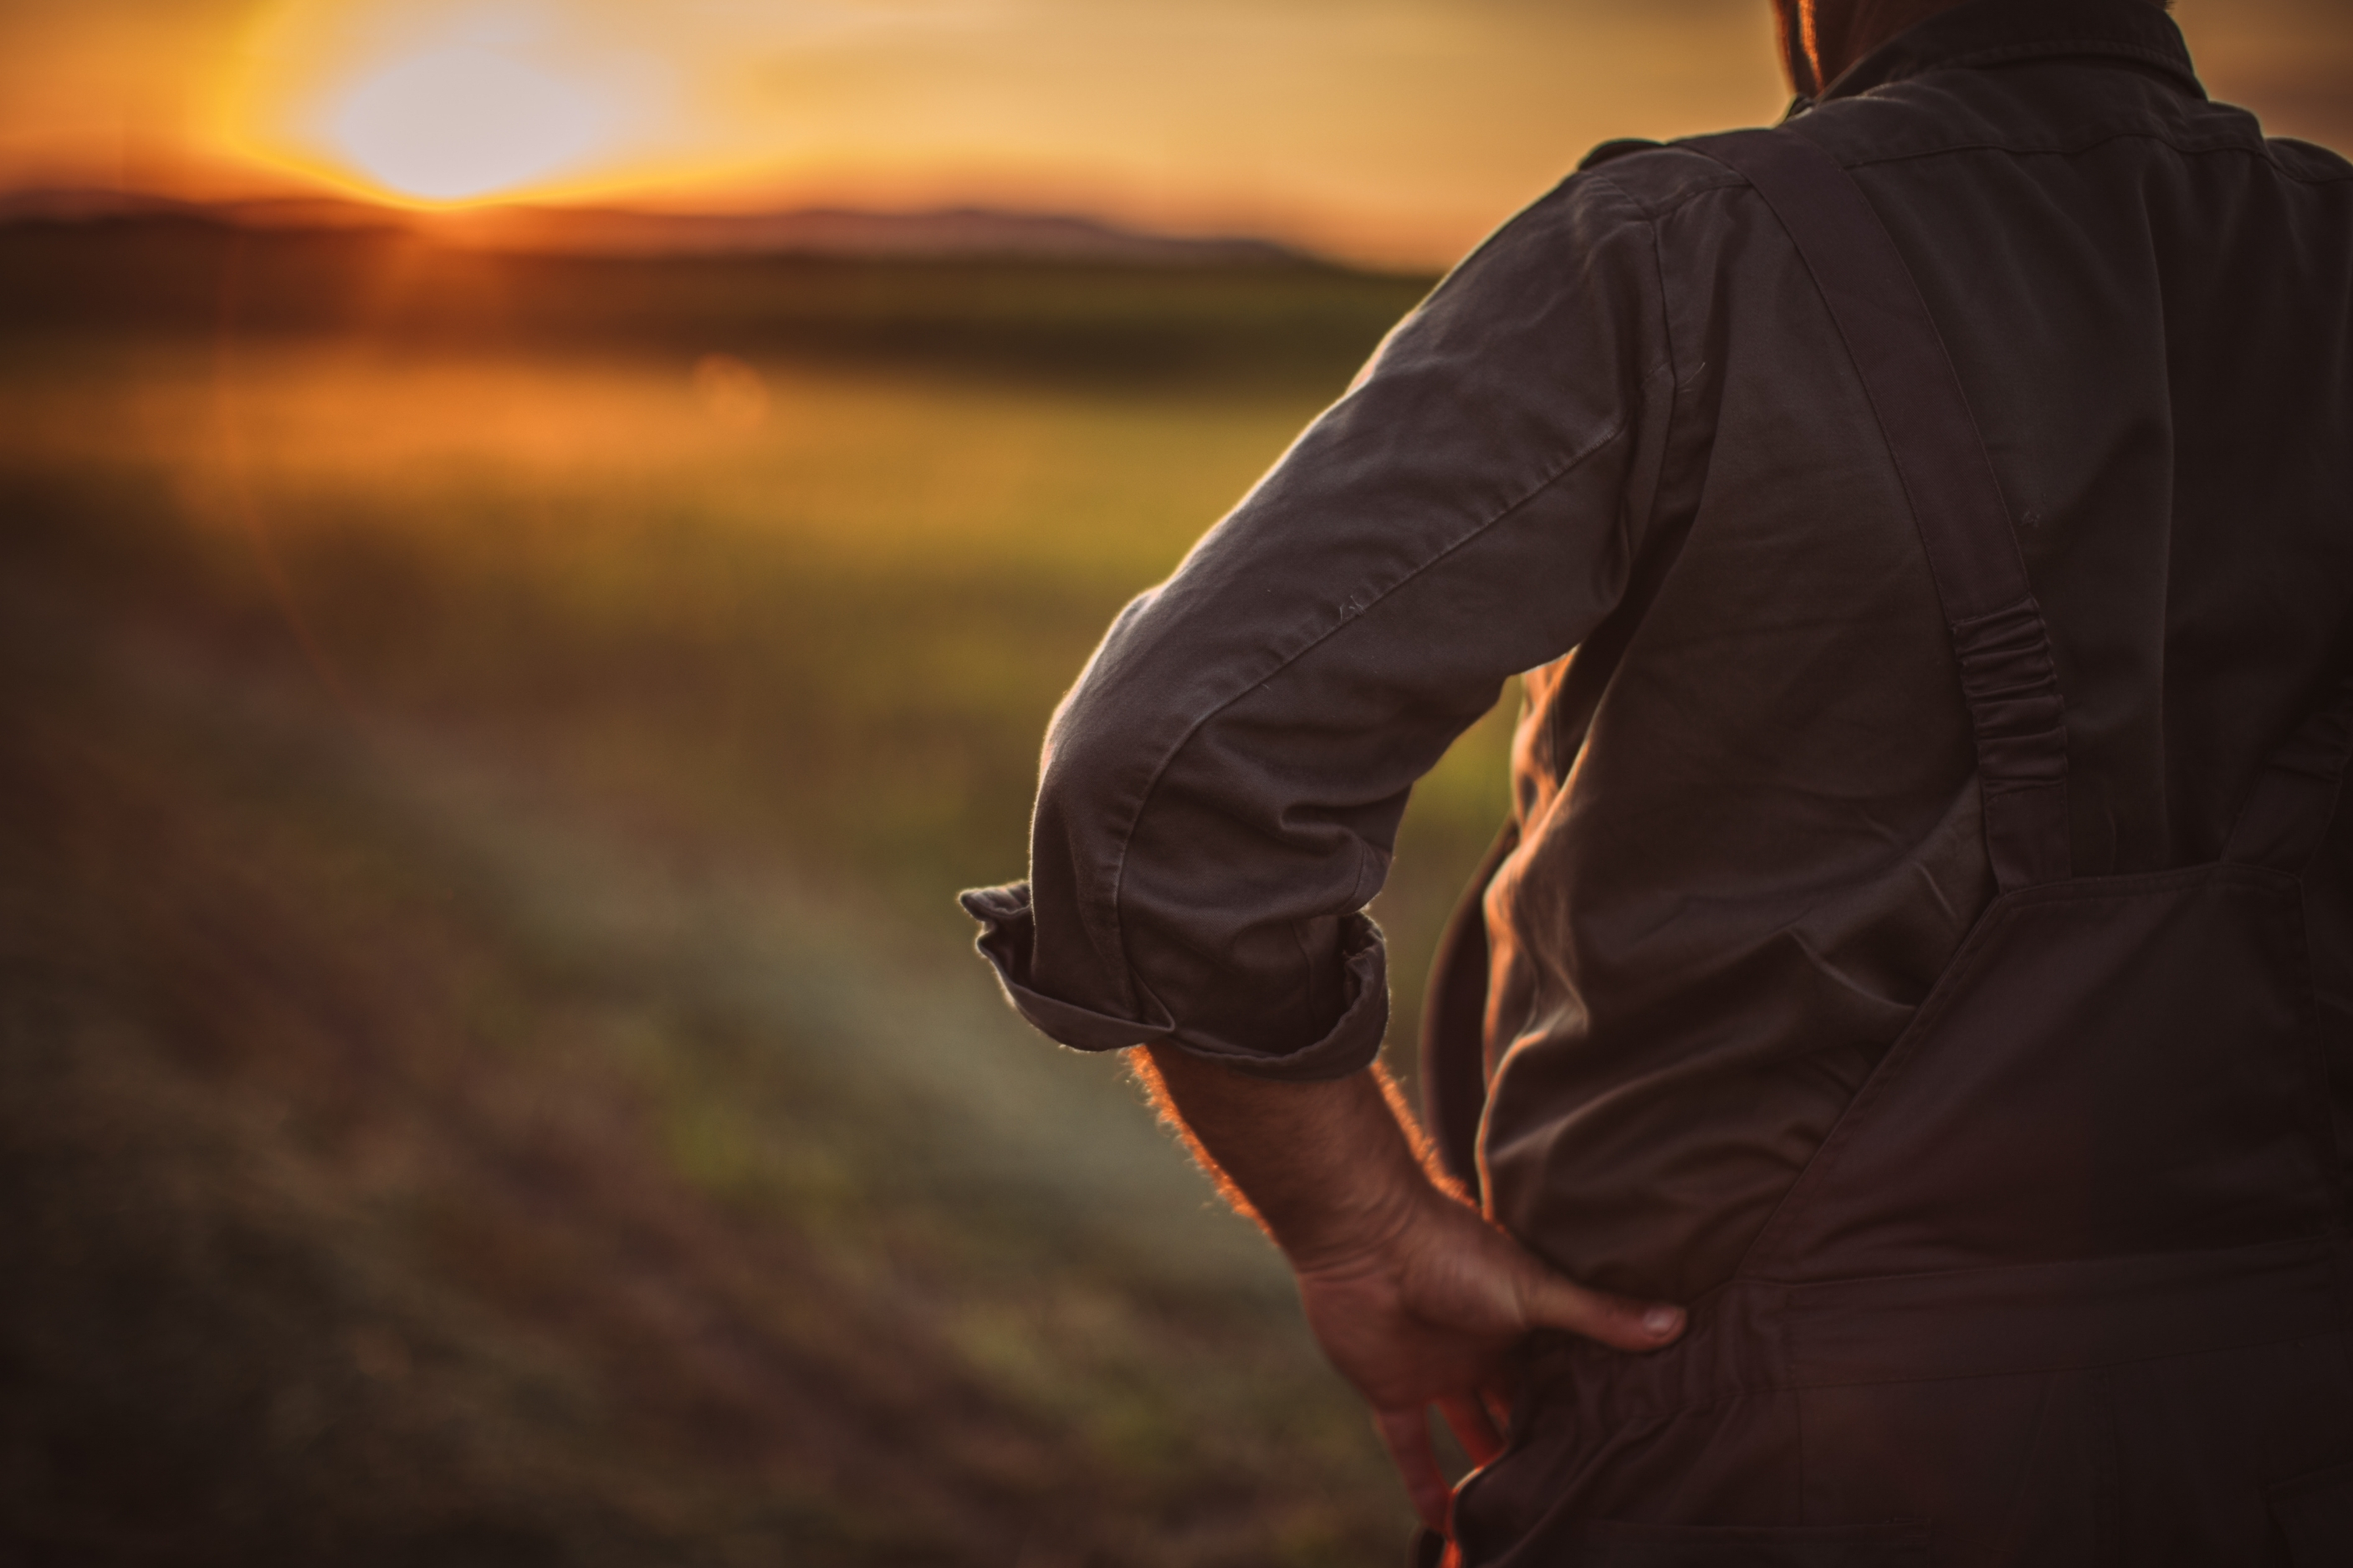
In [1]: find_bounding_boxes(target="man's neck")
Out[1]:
[1798,0,1972,94]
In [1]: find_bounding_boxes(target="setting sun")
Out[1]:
[330,43,614,202]
[219,3,674,212]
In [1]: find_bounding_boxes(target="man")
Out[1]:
[964,0,2353,1559]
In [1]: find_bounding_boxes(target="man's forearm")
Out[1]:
[1135,1044,1445,1269]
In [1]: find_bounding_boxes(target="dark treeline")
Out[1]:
[0,217,1434,391]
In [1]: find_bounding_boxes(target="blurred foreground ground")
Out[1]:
[0,221,1512,1565]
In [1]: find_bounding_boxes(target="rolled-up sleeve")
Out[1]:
[962,169,1680,1080]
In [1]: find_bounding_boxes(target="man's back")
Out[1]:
[1482,4,2353,1301]
[961,1,2353,1550]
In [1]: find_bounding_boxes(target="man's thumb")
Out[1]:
[1518,1269,1685,1353]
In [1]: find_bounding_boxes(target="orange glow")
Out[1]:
[0,0,2344,267]
[211,0,1794,259]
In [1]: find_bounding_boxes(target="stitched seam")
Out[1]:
[1994,861,2293,905]
[1836,124,2351,186]
[1627,115,2327,229]
[1558,171,1670,258]
[1632,191,1681,390]
[1584,164,1747,226]
[1760,1232,2336,1294]
[1788,1318,2352,1392]
[1545,1320,2350,1431]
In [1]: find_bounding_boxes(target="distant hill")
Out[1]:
[0,187,1313,268]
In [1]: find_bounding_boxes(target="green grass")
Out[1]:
[0,229,1510,1565]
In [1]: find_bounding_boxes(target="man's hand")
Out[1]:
[1138,1045,1685,1535]
[1289,1176,1684,1531]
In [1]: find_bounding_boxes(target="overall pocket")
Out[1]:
[1537,1519,1929,1566]
[2269,1459,2353,1564]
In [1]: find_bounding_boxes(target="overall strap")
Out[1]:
[2225,670,2353,875]
[1691,128,2072,891]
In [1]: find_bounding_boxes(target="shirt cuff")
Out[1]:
[957,881,1390,1083]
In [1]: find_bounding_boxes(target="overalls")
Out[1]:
[1425,129,2353,1565]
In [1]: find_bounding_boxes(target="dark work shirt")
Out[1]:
[964,0,2353,1301]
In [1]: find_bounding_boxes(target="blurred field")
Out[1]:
[0,220,1515,1565]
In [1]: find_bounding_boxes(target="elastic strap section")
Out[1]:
[1691,127,2071,891]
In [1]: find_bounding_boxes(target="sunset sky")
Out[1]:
[3,0,2348,266]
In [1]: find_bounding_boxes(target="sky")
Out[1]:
[2,0,2348,267]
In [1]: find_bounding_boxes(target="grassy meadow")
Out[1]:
[0,219,1517,1565]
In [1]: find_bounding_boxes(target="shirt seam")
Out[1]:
[1582,165,1746,227]
[1587,119,2307,229]
[1595,171,1698,396]
[1830,125,2351,188]
[1632,129,2345,221]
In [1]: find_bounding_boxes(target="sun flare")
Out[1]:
[328,43,615,203]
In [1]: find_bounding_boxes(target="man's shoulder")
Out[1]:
[2268,136,2353,186]
[1541,135,1751,221]
[1398,140,1745,367]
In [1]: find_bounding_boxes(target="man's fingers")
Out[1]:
[1439,1393,1504,1466]
[1517,1269,1686,1352]
[1373,1406,1452,1535]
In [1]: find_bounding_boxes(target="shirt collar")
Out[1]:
[1817,0,2205,105]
